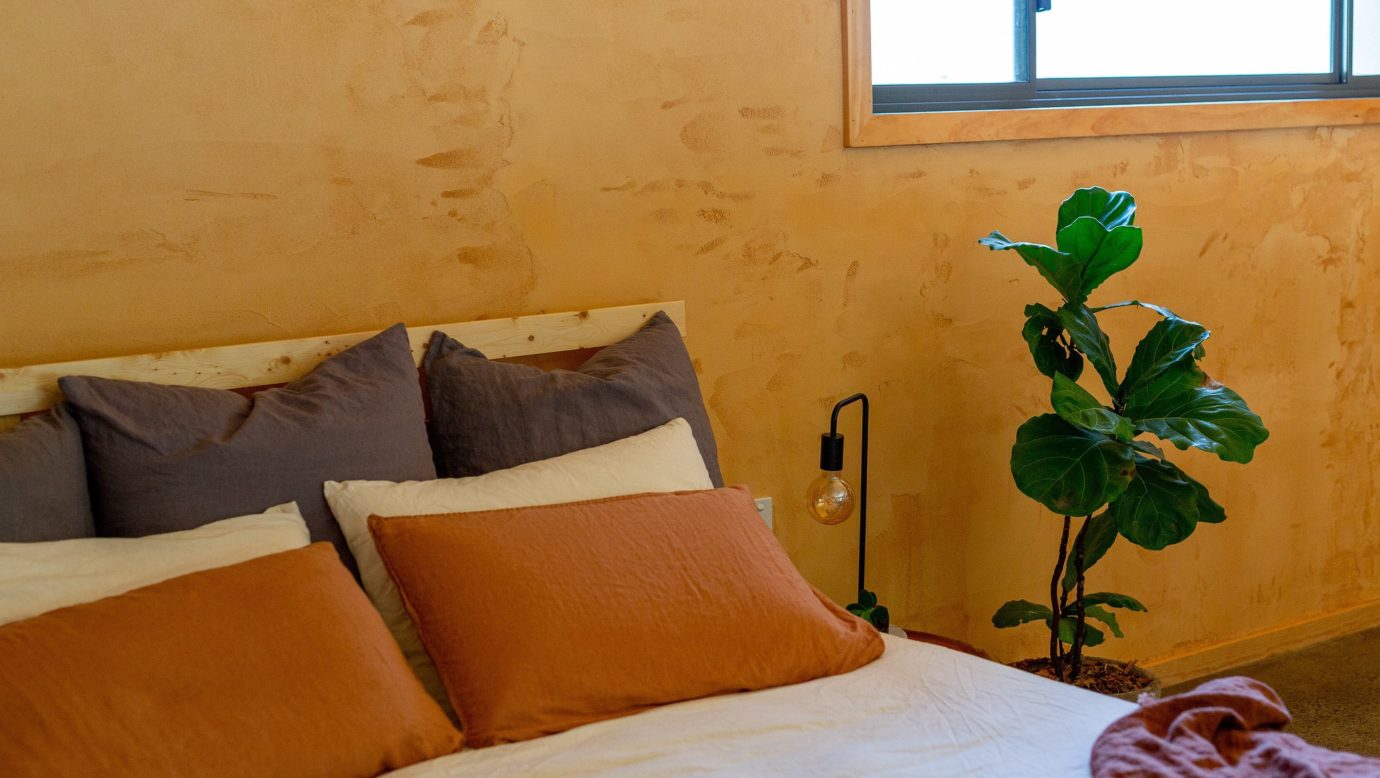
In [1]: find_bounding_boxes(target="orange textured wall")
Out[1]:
[2,1,1378,667]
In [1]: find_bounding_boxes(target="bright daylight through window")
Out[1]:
[870,0,1380,114]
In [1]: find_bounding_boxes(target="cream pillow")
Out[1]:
[324,417,714,711]
[0,502,310,626]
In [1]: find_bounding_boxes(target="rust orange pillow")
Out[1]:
[370,486,884,747]
[0,543,461,777]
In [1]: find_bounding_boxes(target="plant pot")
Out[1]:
[1010,656,1162,701]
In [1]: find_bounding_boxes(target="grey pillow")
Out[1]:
[59,324,436,574]
[424,310,723,486]
[0,405,96,542]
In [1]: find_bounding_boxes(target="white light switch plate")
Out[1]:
[754,497,773,529]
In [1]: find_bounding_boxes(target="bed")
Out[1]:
[388,634,1132,777]
[0,301,1132,777]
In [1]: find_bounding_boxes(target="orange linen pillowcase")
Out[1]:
[0,543,461,777]
[370,486,884,747]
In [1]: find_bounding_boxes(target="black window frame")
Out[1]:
[873,0,1380,115]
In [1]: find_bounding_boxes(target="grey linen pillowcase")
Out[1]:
[59,324,436,574]
[0,405,96,542]
[423,310,723,486]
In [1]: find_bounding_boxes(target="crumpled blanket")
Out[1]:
[1091,676,1380,777]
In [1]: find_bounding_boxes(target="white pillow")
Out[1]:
[324,417,714,711]
[0,502,310,626]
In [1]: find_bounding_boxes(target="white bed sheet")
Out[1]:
[385,635,1134,777]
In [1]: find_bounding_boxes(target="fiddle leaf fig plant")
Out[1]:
[981,187,1268,684]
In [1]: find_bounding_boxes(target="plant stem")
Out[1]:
[1049,515,1071,682]
[1059,568,1071,615]
[1069,516,1090,679]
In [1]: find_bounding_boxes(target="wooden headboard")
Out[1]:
[0,301,686,425]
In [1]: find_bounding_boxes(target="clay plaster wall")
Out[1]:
[2,1,1378,665]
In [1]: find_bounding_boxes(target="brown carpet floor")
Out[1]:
[1165,626,1380,757]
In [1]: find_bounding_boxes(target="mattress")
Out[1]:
[385,634,1135,777]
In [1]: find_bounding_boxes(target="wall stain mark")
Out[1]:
[636,178,754,202]
[184,190,277,201]
[739,106,785,120]
[406,9,456,27]
[407,6,535,314]
[477,16,508,44]
[696,236,728,255]
[679,113,721,153]
[1199,232,1223,258]
[416,147,510,170]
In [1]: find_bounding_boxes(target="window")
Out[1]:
[1359,0,1380,75]
[845,0,1380,146]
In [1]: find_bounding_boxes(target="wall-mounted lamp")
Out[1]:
[805,392,889,631]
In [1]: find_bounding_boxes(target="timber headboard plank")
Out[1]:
[0,301,685,418]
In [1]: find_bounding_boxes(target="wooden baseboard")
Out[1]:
[1144,597,1380,687]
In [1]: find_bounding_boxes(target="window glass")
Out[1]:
[1036,0,1334,79]
[870,0,1018,85]
[1357,0,1380,76]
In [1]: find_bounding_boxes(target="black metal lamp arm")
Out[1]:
[824,393,868,598]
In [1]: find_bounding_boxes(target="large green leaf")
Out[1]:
[981,232,1082,301]
[1082,592,1148,612]
[1189,476,1226,523]
[870,605,889,630]
[1056,217,1110,263]
[1123,360,1269,464]
[1055,617,1105,647]
[1061,513,1118,595]
[1094,299,1177,320]
[1057,187,1137,232]
[1023,304,1084,380]
[1118,315,1210,402]
[992,599,1052,628]
[1083,605,1124,638]
[1051,373,1133,441]
[1055,217,1143,298]
[848,589,889,630]
[1131,439,1167,460]
[1099,301,1264,462]
[1107,457,1205,550]
[1011,415,1136,516]
[1057,303,1119,398]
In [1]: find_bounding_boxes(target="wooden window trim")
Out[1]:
[843,0,1380,147]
